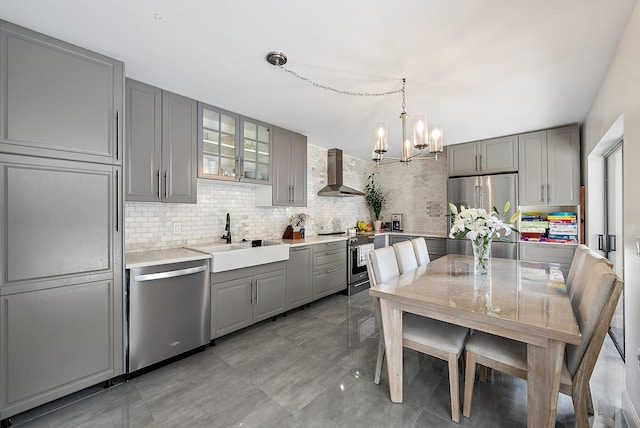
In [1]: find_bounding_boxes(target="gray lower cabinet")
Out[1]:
[286,245,313,309]
[1,281,116,418]
[0,154,123,420]
[210,262,286,339]
[0,20,123,165]
[125,79,197,203]
[389,234,447,260]
[519,242,577,278]
[312,241,347,299]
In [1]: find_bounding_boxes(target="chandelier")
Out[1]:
[372,78,443,166]
[266,51,443,166]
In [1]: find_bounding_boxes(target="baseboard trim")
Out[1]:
[623,389,640,428]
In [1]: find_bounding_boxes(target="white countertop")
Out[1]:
[125,248,212,269]
[281,235,348,247]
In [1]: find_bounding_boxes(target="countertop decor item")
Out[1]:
[364,173,387,232]
[449,201,520,274]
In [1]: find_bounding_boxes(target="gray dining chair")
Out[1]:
[462,262,623,428]
[366,247,469,422]
[392,240,419,273]
[411,237,431,266]
[565,244,590,291]
[569,249,613,304]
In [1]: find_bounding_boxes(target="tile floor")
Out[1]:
[10,291,627,427]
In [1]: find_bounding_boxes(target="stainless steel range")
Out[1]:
[347,234,376,295]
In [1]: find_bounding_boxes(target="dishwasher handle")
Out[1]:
[133,265,208,282]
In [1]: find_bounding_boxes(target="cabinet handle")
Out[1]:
[115,110,120,161]
[547,184,551,203]
[598,234,604,251]
[157,170,161,199]
[164,171,168,199]
[326,267,341,273]
[541,185,545,202]
[608,235,616,252]
[255,279,259,303]
[475,154,479,171]
[115,170,120,232]
[478,154,483,171]
[238,157,243,181]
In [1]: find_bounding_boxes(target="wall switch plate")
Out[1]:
[173,222,181,235]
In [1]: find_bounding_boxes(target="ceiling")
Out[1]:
[0,0,636,160]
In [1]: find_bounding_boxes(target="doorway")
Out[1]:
[604,142,624,359]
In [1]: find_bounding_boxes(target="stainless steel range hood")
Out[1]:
[317,148,365,197]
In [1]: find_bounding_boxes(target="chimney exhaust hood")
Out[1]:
[317,148,365,197]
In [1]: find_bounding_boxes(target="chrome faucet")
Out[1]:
[221,213,231,244]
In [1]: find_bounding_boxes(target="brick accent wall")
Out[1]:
[124,145,449,252]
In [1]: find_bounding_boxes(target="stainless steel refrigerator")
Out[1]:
[447,173,518,259]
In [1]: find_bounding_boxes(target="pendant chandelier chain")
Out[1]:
[401,78,406,115]
[275,64,404,98]
[265,50,443,165]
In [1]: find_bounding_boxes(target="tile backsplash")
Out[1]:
[124,144,448,253]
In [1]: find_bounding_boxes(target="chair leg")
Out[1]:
[586,384,594,415]
[374,334,385,385]
[463,350,477,418]
[448,353,461,423]
[572,393,590,428]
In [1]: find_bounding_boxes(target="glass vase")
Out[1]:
[471,238,491,275]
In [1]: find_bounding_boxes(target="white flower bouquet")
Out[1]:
[449,202,519,274]
[448,202,520,242]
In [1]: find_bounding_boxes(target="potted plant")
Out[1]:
[364,173,387,231]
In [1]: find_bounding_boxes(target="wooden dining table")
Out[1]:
[369,254,581,428]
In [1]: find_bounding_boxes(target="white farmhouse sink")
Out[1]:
[186,241,290,273]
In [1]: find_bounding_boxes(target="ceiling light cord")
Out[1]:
[274,64,403,98]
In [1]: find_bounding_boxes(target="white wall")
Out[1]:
[125,144,449,252]
[582,2,640,424]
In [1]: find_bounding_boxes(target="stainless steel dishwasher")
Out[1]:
[127,259,210,373]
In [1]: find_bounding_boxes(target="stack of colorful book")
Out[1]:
[520,212,548,241]
[547,212,578,243]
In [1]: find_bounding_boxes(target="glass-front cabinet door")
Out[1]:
[199,103,238,180]
[241,117,271,183]
[198,104,271,183]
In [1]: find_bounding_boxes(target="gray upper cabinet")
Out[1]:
[518,125,580,206]
[126,79,197,203]
[198,104,271,184]
[0,20,123,165]
[256,126,307,207]
[448,135,518,177]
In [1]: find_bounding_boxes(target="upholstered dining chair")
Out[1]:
[411,237,431,267]
[462,262,623,428]
[392,240,419,273]
[565,244,590,291]
[568,249,613,305]
[366,247,469,422]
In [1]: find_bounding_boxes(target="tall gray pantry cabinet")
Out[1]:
[0,20,124,422]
